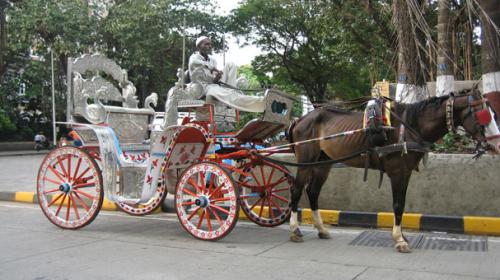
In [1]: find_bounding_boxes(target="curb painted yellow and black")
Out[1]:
[3,191,500,236]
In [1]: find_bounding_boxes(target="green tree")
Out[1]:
[100,0,223,103]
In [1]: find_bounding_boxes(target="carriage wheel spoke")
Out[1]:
[199,172,206,193]
[208,174,215,193]
[43,188,60,195]
[269,197,284,215]
[271,193,288,203]
[258,196,265,218]
[210,204,230,215]
[260,165,266,187]
[69,194,80,220]
[72,192,90,212]
[182,187,198,197]
[57,157,69,179]
[72,157,82,184]
[48,165,66,183]
[188,177,202,194]
[267,197,275,219]
[47,193,64,207]
[67,154,72,182]
[208,182,225,198]
[44,177,63,186]
[268,177,288,188]
[209,207,223,227]
[73,182,96,189]
[205,209,212,231]
[272,186,290,193]
[187,206,201,221]
[211,197,231,203]
[73,189,95,200]
[197,209,205,229]
[73,167,91,184]
[55,194,67,217]
[181,200,196,206]
[66,194,72,221]
[266,167,276,186]
[249,197,263,211]
[250,171,261,187]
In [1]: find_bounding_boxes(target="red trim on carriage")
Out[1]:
[486,134,500,141]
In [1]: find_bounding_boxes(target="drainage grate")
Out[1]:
[349,230,488,252]
[418,234,488,252]
[349,230,423,248]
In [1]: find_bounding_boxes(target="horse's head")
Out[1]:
[448,90,500,155]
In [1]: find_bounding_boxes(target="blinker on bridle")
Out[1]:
[446,93,495,158]
[446,94,491,134]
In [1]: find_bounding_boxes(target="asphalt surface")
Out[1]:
[0,153,46,193]
[1,201,500,280]
[1,153,500,279]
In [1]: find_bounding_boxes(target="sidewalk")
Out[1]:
[0,150,50,157]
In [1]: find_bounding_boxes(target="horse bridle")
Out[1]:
[445,93,497,156]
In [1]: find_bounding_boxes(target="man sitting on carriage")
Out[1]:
[164,36,265,126]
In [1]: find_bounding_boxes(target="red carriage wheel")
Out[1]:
[37,146,103,229]
[175,162,239,241]
[238,160,292,227]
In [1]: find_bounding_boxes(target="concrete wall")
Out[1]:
[273,153,500,217]
[0,142,33,151]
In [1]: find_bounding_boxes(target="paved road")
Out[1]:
[1,201,500,280]
[0,154,45,193]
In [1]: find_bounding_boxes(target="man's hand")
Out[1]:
[212,69,223,83]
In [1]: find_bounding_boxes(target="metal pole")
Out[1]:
[180,15,186,88]
[51,50,56,146]
[222,35,226,67]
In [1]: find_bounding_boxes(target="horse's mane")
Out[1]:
[322,105,352,114]
[394,95,449,127]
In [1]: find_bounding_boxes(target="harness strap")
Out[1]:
[373,142,431,156]
[251,148,370,167]
[382,102,426,144]
[446,97,456,133]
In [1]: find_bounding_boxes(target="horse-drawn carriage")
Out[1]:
[36,54,294,240]
[37,53,500,251]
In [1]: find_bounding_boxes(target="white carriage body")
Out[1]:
[37,53,295,239]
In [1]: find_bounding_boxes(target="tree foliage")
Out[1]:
[0,0,222,140]
[229,0,394,103]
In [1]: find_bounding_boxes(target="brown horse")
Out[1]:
[288,90,500,253]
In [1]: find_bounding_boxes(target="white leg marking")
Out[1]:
[392,225,404,243]
[290,211,299,232]
[312,210,324,229]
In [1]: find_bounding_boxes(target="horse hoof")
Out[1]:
[290,231,304,243]
[395,242,412,253]
[318,231,331,239]
[293,228,303,237]
[290,234,304,243]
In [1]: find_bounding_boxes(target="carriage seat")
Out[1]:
[67,54,158,147]
[178,88,293,142]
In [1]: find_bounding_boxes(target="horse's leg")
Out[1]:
[306,166,332,239]
[389,170,412,253]
[289,167,311,243]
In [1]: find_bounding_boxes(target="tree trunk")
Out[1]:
[464,22,473,80]
[0,1,7,78]
[479,0,500,115]
[436,0,455,96]
[393,0,427,103]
